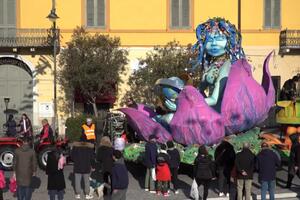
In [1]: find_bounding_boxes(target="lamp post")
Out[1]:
[4,97,10,122]
[47,0,59,135]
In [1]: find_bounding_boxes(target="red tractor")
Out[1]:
[0,136,69,171]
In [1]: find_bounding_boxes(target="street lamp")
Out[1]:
[238,0,241,32]
[4,97,10,122]
[47,0,59,135]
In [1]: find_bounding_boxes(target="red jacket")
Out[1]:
[156,162,171,181]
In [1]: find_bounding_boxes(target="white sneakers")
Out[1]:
[219,192,229,197]
[85,194,93,199]
[75,194,93,199]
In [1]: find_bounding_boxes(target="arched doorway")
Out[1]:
[0,57,33,134]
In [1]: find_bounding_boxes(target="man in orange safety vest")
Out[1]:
[81,118,96,143]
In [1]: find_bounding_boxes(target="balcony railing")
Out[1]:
[0,28,60,55]
[279,29,300,56]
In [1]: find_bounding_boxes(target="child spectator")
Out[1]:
[167,141,181,194]
[111,150,129,200]
[46,149,66,200]
[156,144,171,197]
[89,168,105,199]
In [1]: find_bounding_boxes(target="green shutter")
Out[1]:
[182,0,190,27]
[264,0,271,28]
[86,0,94,26]
[171,0,179,27]
[0,0,3,25]
[97,0,105,27]
[273,0,281,28]
[7,0,15,26]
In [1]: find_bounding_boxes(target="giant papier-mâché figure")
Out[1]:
[120,18,275,146]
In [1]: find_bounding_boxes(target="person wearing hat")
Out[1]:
[82,118,96,143]
[144,134,158,193]
[256,142,280,200]
[111,150,129,200]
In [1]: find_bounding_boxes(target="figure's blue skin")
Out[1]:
[202,32,231,107]
[204,61,230,110]
[205,32,227,57]
[162,87,178,111]
[153,77,184,128]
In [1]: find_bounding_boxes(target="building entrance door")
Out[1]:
[0,59,33,134]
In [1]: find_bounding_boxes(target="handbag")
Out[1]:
[9,176,17,193]
[150,168,156,181]
[0,170,5,189]
[190,179,199,200]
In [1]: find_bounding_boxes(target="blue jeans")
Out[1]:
[261,180,275,200]
[17,186,32,200]
[48,190,64,200]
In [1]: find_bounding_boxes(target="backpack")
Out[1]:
[157,153,169,166]
[196,156,214,180]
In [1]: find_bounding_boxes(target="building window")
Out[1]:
[264,0,281,29]
[170,0,190,29]
[0,0,16,37]
[86,0,105,28]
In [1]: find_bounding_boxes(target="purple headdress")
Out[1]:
[192,17,245,70]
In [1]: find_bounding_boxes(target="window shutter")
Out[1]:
[7,0,15,26]
[181,0,190,27]
[264,0,271,28]
[97,0,105,27]
[273,0,280,28]
[171,0,179,27]
[86,0,94,26]
[0,0,3,25]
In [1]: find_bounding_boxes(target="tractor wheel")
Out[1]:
[0,147,15,171]
[38,146,55,170]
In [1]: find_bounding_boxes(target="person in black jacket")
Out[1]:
[194,146,216,200]
[71,138,95,199]
[235,142,255,200]
[214,139,235,197]
[46,149,66,200]
[111,150,129,200]
[144,134,158,193]
[256,142,280,200]
[96,136,114,194]
[167,141,181,194]
[3,114,17,137]
[286,133,300,188]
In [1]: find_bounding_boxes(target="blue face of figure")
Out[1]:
[205,32,227,57]
[162,87,178,111]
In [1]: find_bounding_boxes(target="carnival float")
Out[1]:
[119,18,287,164]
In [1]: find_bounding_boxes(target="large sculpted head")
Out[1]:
[193,18,245,68]
[154,77,184,111]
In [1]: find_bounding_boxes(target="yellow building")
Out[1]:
[0,0,299,134]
